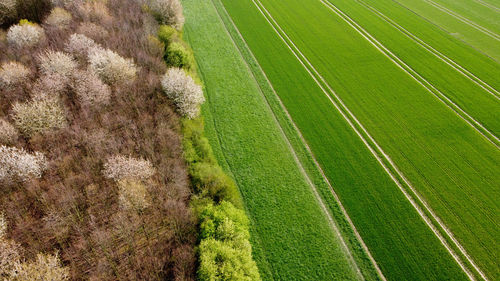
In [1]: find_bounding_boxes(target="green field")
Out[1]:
[184,0,500,279]
[182,0,379,279]
[392,0,500,61]
[321,0,500,137]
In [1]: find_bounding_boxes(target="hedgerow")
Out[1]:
[151,3,261,276]
[198,202,261,281]
[148,0,184,29]
[161,67,204,118]
[165,41,195,70]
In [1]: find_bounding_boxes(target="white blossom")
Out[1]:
[103,155,155,181]
[88,47,137,84]
[7,23,45,48]
[37,51,77,79]
[0,145,47,182]
[161,68,204,119]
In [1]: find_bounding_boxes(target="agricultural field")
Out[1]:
[184,0,499,280]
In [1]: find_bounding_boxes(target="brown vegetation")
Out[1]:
[0,0,196,280]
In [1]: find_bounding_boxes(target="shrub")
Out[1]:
[0,61,31,88]
[0,119,18,144]
[64,33,99,60]
[71,70,111,108]
[198,202,260,281]
[0,0,17,25]
[0,145,47,182]
[37,51,77,79]
[88,47,138,84]
[0,238,21,277]
[31,73,67,100]
[198,238,261,281]
[0,213,6,237]
[11,252,69,281]
[165,42,194,70]
[191,163,241,207]
[76,22,109,41]
[103,155,155,181]
[44,7,72,28]
[77,1,112,24]
[157,24,177,46]
[117,179,150,210]
[182,118,216,165]
[161,68,204,119]
[199,201,249,241]
[11,98,67,137]
[7,21,45,48]
[148,0,184,29]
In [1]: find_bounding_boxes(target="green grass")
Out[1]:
[321,0,500,137]
[182,0,374,279]
[221,0,500,278]
[216,0,475,280]
[391,0,500,61]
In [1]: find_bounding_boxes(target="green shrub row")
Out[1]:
[182,118,242,209]
[157,20,260,280]
[158,25,195,71]
[198,201,261,281]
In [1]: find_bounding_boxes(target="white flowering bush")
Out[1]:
[76,22,109,41]
[0,61,31,88]
[37,51,77,79]
[31,74,67,100]
[148,0,184,29]
[103,155,155,181]
[0,0,16,25]
[10,252,69,281]
[161,68,204,119]
[0,119,18,144]
[65,33,99,60]
[45,7,73,28]
[88,48,138,84]
[7,22,45,48]
[0,145,47,182]
[71,70,111,108]
[12,98,67,137]
[117,180,150,210]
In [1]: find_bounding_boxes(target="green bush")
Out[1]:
[165,42,194,70]
[191,162,242,208]
[182,118,215,165]
[199,201,249,241]
[157,24,178,46]
[198,202,260,281]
